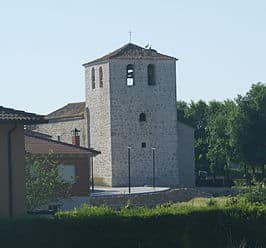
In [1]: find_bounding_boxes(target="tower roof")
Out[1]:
[83,43,177,67]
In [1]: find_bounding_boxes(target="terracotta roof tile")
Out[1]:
[0,106,46,124]
[83,43,177,66]
[25,133,100,155]
[46,102,85,120]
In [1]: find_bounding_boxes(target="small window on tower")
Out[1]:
[148,64,155,85]
[99,67,103,88]
[127,64,134,86]
[91,67,95,89]
[139,113,146,122]
[141,142,146,148]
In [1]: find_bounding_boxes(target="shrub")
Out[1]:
[56,205,115,219]
[25,153,72,210]
[206,198,217,207]
[53,203,266,247]
[233,179,249,187]
[242,186,266,205]
[1,202,266,247]
[225,197,240,207]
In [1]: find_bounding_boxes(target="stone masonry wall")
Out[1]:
[109,59,179,187]
[88,188,211,209]
[87,187,241,209]
[85,62,112,185]
[60,187,240,211]
[177,122,195,187]
[33,117,88,147]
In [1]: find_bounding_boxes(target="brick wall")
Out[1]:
[59,154,90,196]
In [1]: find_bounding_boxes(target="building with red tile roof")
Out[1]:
[25,131,100,196]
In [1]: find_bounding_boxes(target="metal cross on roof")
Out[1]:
[129,30,132,43]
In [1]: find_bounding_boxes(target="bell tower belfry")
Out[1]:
[83,43,179,187]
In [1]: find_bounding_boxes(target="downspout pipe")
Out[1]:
[8,124,17,218]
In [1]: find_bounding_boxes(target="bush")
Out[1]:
[242,186,266,205]
[54,204,266,247]
[25,153,72,210]
[233,179,249,187]
[225,197,240,207]
[206,198,217,207]
[1,202,266,247]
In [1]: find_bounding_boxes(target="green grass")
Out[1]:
[174,196,228,207]
[0,198,265,248]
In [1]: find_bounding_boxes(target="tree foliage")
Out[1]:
[177,82,266,179]
[177,100,209,172]
[233,83,266,175]
[25,153,71,210]
[206,100,237,179]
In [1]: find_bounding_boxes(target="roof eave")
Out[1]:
[83,56,177,67]
[25,133,101,155]
[0,119,48,125]
[82,59,109,67]
[46,114,85,122]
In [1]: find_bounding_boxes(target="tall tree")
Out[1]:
[176,101,190,125]
[206,100,238,180]
[233,83,266,178]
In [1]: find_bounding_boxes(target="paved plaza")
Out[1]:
[91,186,170,197]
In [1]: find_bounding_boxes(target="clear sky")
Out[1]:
[1,0,266,114]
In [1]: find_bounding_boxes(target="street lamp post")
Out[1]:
[128,146,131,194]
[152,147,156,188]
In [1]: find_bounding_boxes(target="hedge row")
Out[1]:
[0,204,266,248]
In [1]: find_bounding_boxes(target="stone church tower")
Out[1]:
[83,43,181,187]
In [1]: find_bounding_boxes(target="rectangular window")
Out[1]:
[58,165,76,184]
[141,142,146,148]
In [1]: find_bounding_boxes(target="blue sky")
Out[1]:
[1,0,266,114]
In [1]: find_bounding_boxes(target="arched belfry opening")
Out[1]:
[148,64,155,85]
[99,67,103,88]
[126,64,134,86]
[91,67,95,89]
[139,113,146,122]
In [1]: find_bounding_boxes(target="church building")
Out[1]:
[32,43,195,187]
